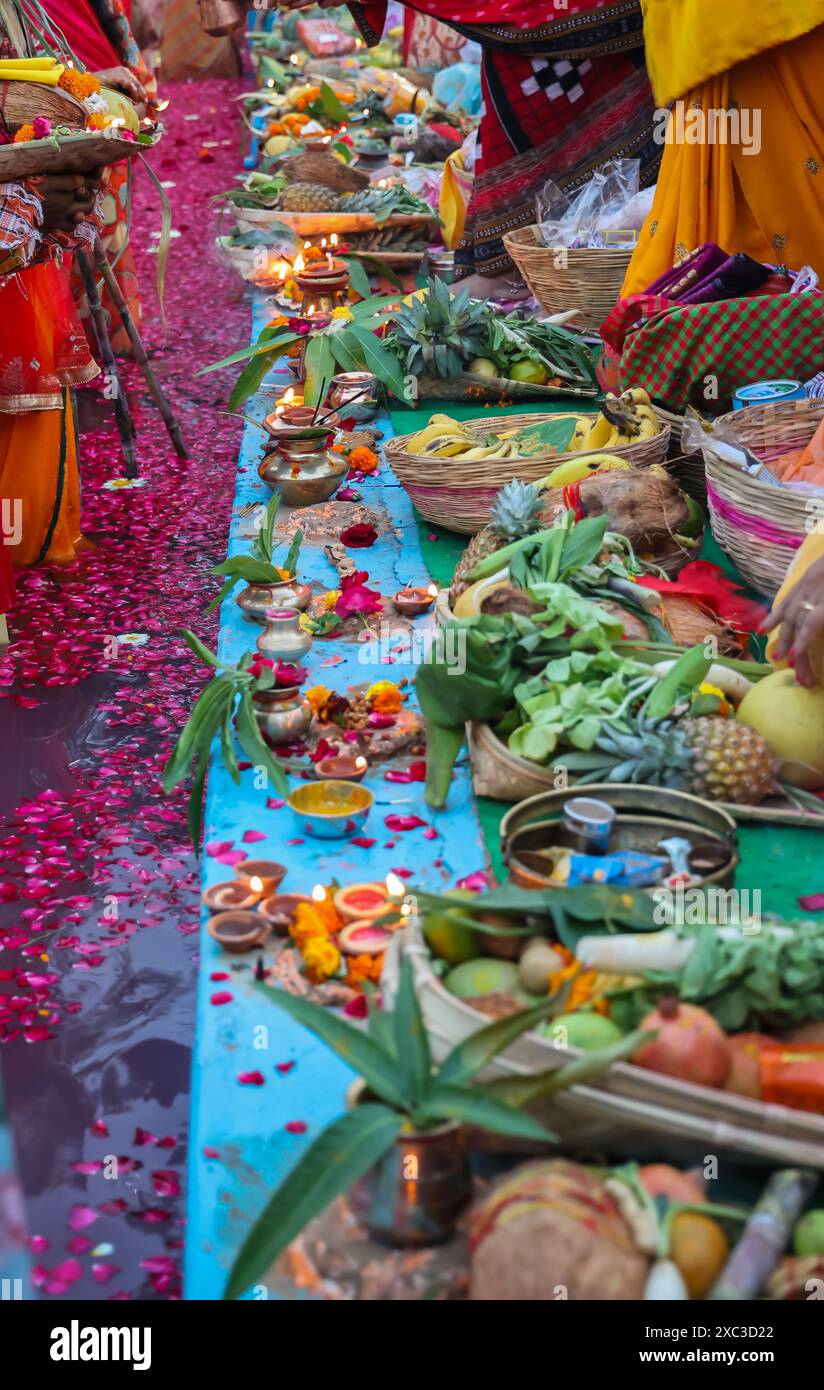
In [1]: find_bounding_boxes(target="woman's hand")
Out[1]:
[763,553,824,686]
[94,65,148,113]
[35,174,103,234]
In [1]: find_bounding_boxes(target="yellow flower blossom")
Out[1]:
[302,937,341,982]
[367,680,402,714]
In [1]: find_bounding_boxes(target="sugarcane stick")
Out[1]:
[708,1169,818,1300]
[93,240,189,460]
[76,249,138,479]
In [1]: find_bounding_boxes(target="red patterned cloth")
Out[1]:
[598,292,824,413]
[352,1,658,276]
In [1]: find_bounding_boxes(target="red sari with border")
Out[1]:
[352,0,658,276]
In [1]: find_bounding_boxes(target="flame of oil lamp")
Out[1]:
[321,238,327,249]
[304,240,312,250]
[330,234,338,248]
[293,252,306,274]
[385,872,406,900]
[312,883,328,903]
[250,875,264,896]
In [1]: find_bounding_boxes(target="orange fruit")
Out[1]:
[669,1211,729,1298]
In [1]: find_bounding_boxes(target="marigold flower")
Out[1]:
[58,69,101,100]
[367,680,402,714]
[12,123,35,143]
[88,113,107,130]
[304,246,323,262]
[323,589,341,609]
[267,314,288,330]
[302,936,341,982]
[305,684,335,718]
[344,953,383,989]
[290,898,341,948]
[348,446,378,474]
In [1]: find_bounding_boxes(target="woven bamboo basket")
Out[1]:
[503,226,633,335]
[653,405,706,506]
[466,719,824,826]
[386,411,670,533]
[382,927,824,1168]
[703,399,824,597]
[0,81,86,134]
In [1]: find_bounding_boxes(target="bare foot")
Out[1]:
[455,271,529,302]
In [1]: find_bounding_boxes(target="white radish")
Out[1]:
[576,931,693,974]
[645,1258,690,1300]
[651,659,754,703]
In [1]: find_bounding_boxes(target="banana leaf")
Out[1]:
[509,416,579,457]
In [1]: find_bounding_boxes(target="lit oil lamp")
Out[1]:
[338,920,394,955]
[334,880,393,924]
[233,860,287,898]
[393,583,438,617]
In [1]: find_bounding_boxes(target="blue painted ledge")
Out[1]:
[184,291,484,1299]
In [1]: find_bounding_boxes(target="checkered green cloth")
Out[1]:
[599,293,824,412]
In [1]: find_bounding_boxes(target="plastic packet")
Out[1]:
[536,159,642,249]
[681,409,785,486]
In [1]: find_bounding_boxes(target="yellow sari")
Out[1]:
[623,2,824,294]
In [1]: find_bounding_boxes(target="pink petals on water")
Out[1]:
[241,829,267,844]
[284,1120,307,1135]
[384,761,426,783]
[68,1204,98,1231]
[238,1070,265,1086]
[210,991,233,1006]
[151,1170,180,1198]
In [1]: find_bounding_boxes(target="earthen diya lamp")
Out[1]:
[207,910,270,954]
[257,892,312,936]
[315,753,368,783]
[233,859,286,898]
[202,881,260,914]
[333,881,393,924]
[338,919,395,955]
[393,585,437,618]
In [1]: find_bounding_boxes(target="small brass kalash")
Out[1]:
[259,405,347,507]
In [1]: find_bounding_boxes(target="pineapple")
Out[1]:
[578,713,776,806]
[450,480,543,606]
[280,183,341,213]
[391,277,489,380]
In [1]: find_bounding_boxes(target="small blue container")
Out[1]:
[733,379,805,410]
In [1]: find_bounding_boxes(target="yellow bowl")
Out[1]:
[286,779,374,839]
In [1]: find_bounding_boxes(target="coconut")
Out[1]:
[470,1160,649,1300]
[542,465,690,553]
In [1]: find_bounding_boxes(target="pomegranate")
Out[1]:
[635,996,731,1088]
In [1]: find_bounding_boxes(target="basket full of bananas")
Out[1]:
[385,391,670,532]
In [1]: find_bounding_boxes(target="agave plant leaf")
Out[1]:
[255,981,411,1110]
[234,692,290,799]
[437,987,572,1088]
[485,1029,656,1107]
[223,1104,403,1299]
[392,957,431,1106]
[366,992,396,1056]
[414,1084,556,1143]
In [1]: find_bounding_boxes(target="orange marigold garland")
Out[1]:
[12,123,35,144]
[58,68,101,100]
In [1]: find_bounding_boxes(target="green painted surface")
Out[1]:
[390,402,824,918]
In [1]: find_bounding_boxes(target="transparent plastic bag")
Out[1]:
[536,159,645,249]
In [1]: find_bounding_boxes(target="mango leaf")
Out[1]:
[645,644,711,720]
[438,990,571,1087]
[486,1029,655,1107]
[229,350,278,411]
[343,255,372,301]
[255,981,411,1110]
[328,330,366,374]
[198,330,301,376]
[413,1084,556,1143]
[392,957,431,1106]
[303,332,336,409]
[318,80,347,123]
[350,254,404,291]
[223,1105,402,1299]
[346,324,409,401]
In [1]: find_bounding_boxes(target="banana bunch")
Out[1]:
[406,414,520,460]
[571,388,660,451]
[538,453,632,489]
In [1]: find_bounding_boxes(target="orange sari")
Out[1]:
[0,261,97,566]
[623,14,824,294]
